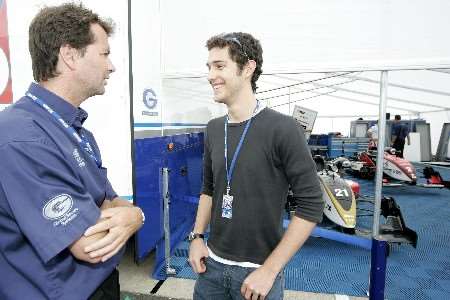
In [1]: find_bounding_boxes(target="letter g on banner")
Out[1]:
[0,0,13,104]
[143,88,158,110]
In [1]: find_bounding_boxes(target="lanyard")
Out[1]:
[26,92,101,167]
[224,101,259,194]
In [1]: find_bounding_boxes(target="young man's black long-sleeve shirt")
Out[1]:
[201,108,324,265]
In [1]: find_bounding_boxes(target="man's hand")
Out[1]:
[68,199,112,263]
[69,230,107,264]
[100,199,113,210]
[188,238,209,273]
[240,216,316,299]
[241,266,278,300]
[83,206,143,262]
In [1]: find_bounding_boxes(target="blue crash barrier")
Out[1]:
[134,133,203,280]
[283,219,372,250]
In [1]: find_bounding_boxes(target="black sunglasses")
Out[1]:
[218,33,250,61]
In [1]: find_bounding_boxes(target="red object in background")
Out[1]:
[0,0,13,104]
[345,179,360,199]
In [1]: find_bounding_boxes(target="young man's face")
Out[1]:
[206,46,246,104]
[75,23,115,98]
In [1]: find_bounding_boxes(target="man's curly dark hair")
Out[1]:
[29,3,114,82]
[206,32,263,93]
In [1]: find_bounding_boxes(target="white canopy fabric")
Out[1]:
[150,0,450,152]
[160,0,450,75]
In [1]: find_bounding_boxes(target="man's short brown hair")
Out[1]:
[29,3,114,82]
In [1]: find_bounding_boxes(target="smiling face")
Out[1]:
[206,46,247,105]
[75,23,115,98]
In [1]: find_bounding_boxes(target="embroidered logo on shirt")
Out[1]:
[42,194,79,227]
[73,148,86,167]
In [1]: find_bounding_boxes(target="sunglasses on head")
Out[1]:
[218,33,249,61]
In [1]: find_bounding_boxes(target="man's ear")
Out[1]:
[59,44,78,70]
[244,60,257,79]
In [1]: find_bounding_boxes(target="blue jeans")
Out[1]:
[193,257,284,300]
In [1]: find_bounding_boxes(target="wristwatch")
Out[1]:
[136,207,145,224]
[188,232,204,242]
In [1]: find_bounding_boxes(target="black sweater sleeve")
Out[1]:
[276,117,324,223]
[201,122,214,196]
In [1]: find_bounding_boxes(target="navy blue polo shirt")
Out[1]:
[0,83,122,300]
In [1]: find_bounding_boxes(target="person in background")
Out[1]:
[0,4,144,300]
[367,122,379,150]
[391,114,410,158]
[188,32,324,300]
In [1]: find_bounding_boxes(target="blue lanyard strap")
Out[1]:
[224,101,260,193]
[26,92,101,167]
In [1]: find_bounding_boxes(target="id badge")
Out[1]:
[221,194,234,219]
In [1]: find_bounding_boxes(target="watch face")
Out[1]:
[188,232,203,241]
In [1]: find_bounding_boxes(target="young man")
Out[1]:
[391,114,410,158]
[188,32,324,300]
[0,4,144,300]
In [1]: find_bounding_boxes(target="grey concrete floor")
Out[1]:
[118,246,367,300]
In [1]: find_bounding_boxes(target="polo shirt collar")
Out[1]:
[27,82,88,130]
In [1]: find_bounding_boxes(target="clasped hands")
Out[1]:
[83,203,143,262]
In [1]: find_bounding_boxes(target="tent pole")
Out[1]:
[369,71,389,300]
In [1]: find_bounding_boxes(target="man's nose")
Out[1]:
[109,59,116,73]
[207,69,215,83]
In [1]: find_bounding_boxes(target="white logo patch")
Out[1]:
[42,194,79,226]
[73,148,86,167]
[43,194,73,220]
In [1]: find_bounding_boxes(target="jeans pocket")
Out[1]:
[266,271,284,300]
[276,270,284,280]
[204,256,213,266]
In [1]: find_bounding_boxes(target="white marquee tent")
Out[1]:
[134,0,450,153]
